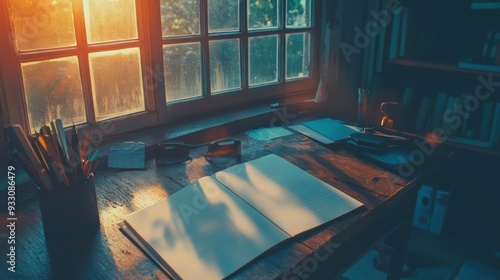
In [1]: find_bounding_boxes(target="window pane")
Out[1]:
[248,0,278,30]
[89,48,145,121]
[164,43,202,102]
[21,57,85,132]
[286,32,311,79]
[210,39,241,93]
[249,35,278,86]
[286,0,311,27]
[7,0,76,51]
[208,0,239,33]
[83,0,138,43]
[161,0,200,37]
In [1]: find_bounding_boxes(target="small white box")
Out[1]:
[108,142,146,169]
[412,185,435,230]
[428,189,450,234]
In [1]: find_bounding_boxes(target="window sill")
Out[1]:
[0,90,317,198]
[95,87,320,165]
[0,103,275,203]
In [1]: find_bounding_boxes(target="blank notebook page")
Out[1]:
[214,154,363,236]
[123,176,289,280]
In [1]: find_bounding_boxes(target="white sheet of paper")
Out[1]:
[123,176,289,280]
[288,124,335,144]
[245,127,293,141]
[289,118,361,144]
[303,118,361,142]
[214,154,363,236]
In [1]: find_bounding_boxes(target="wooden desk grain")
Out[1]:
[0,132,448,279]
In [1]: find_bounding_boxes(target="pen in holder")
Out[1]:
[38,179,100,239]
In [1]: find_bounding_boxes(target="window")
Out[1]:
[0,0,316,137]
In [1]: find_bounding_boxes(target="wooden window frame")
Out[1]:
[0,0,319,146]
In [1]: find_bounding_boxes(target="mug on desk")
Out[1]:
[38,179,100,239]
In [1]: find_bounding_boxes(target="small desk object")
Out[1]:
[0,121,450,279]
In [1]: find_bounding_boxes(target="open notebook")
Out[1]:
[120,154,363,279]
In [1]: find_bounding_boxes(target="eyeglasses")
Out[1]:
[155,139,241,165]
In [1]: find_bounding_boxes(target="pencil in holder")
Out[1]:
[38,180,100,239]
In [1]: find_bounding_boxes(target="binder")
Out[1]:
[412,185,435,230]
[428,189,450,234]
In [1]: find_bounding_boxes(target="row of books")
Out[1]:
[362,0,413,78]
[387,4,409,60]
[401,87,500,149]
[386,0,500,72]
[459,30,500,73]
[386,1,444,63]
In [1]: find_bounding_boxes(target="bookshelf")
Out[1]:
[389,59,500,77]
[373,0,500,156]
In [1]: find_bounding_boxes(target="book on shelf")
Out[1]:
[441,96,462,137]
[478,101,495,141]
[375,13,387,73]
[482,31,494,60]
[120,154,363,280]
[458,93,471,138]
[489,102,500,144]
[496,40,500,64]
[458,60,500,73]
[458,31,500,72]
[401,87,417,129]
[489,32,500,60]
[399,6,409,57]
[458,92,483,139]
[429,91,448,131]
[415,94,433,132]
[470,1,500,10]
[388,8,402,59]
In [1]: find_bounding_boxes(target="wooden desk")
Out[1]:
[0,129,450,279]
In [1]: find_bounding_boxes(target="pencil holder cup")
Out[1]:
[38,180,100,239]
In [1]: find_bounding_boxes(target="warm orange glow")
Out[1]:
[100,204,128,225]
[98,185,168,267]
[130,185,169,210]
[425,131,445,146]
[82,0,138,44]
[7,0,76,51]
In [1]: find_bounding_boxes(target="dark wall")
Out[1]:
[322,0,369,123]
[449,151,500,250]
